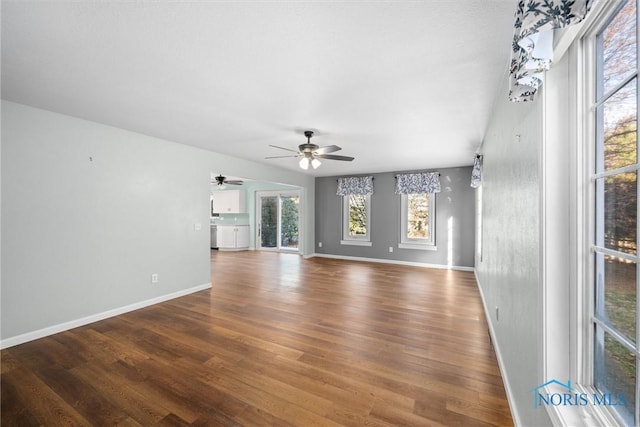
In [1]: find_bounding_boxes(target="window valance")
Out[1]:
[471,155,483,188]
[395,172,441,194]
[509,0,592,102]
[336,176,374,196]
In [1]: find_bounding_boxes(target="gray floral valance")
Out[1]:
[509,0,592,102]
[336,176,374,196]
[395,172,441,194]
[471,155,483,188]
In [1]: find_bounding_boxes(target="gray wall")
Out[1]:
[315,167,475,268]
[475,75,549,425]
[1,101,315,344]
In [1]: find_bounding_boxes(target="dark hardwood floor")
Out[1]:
[1,251,513,426]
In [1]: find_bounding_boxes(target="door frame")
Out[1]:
[255,190,302,253]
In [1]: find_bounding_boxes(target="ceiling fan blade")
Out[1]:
[265,155,300,159]
[315,154,354,161]
[313,145,342,155]
[225,180,243,185]
[268,144,301,154]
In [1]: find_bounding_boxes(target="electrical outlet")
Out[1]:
[389,246,393,253]
[194,223,202,231]
[151,273,159,284]
[318,242,323,248]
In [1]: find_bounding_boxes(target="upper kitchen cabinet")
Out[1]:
[211,189,246,214]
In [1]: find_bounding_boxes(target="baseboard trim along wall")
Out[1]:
[308,253,475,272]
[474,271,521,427]
[0,282,212,350]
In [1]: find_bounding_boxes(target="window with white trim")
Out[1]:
[399,193,436,250]
[588,0,639,424]
[341,194,372,246]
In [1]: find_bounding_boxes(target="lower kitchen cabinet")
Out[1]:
[217,225,249,250]
[235,225,250,248]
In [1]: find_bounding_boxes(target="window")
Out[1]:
[589,1,638,424]
[399,193,435,250]
[341,194,372,246]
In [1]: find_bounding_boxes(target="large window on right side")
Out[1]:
[591,0,638,424]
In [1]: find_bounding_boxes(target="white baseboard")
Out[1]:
[309,252,475,272]
[0,282,212,350]
[474,270,521,427]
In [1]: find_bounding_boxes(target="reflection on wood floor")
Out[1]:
[1,251,513,426]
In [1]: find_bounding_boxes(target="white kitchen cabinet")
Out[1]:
[235,225,250,248]
[217,225,249,250]
[216,225,237,249]
[211,190,246,214]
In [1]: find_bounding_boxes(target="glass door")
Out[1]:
[257,191,300,252]
[280,195,299,251]
[259,195,278,249]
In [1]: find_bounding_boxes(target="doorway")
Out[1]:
[256,191,300,252]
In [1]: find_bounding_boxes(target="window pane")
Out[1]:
[594,2,639,424]
[595,253,637,343]
[601,78,637,172]
[594,328,636,426]
[280,196,299,249]
[260,196,278,248]
[596,172,637,255]
[348,194,368,236]
[601,0,637,95]
[406,194,429,239]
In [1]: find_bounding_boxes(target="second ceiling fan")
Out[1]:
[265,130,354,170]
[212,174,243,189]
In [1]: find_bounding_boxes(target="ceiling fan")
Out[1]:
[212,174,243,189]
[265,130,354,170]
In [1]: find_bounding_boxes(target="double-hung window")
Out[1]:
[588,0,639,424]
[338,176,374,246]
[399,193,436,250]
[395,172,440,250]
[342,193,372,245]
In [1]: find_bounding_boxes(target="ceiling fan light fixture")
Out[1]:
[299,157,310,170]
[267,129,353,168]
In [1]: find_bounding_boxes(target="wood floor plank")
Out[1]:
[233,354,382,416]
[1,251,513,426]
[0,374,41,426]
[0,350,20,373]
[69,362,170,425]
[2,365,94,426]
[370,394,449,427]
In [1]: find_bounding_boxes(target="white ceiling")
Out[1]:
[1,1,515,177]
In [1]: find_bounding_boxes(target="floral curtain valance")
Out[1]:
[509,0,592,102]
[471,155,483,188]
[336,176,374,196]
[395,172,441,194]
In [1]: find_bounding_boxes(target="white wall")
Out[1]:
[475,76,549,426]
[1,101,314,346]
[476,44,582,426]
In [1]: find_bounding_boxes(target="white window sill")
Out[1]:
[398,242,437,251]
[544,383,625,427]
[340,239,372,247]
